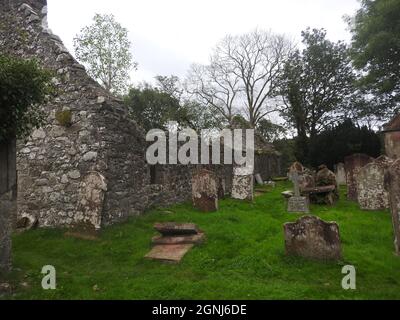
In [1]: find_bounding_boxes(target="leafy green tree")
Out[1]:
[0,55,52,143]
[73,14,136,95]
[124,83,185,131]
[349,0,400,112]
[257,119,287,142]
[279,28,356,164]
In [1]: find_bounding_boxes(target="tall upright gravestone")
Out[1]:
[232,167,254,201]
[385,159,400,255]
[335,163,346,186]
[344,154,374,201]
[357,156,393,211]
[0,139,16,273]
[192,169,219,212]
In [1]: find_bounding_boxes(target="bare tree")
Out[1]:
[186,29,293,128]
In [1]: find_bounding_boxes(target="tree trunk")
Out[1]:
[0,138,17,273]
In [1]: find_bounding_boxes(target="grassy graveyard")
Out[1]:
[3,182,400,300]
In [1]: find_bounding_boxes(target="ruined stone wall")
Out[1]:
[0,1,237,231]
[0,1,151,229]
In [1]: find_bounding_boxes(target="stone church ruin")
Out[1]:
[0,0,282,232]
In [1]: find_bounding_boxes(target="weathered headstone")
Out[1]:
[192,169,219,212]
[335,163,346,186]
[232,167,254,201]
[287,171,309,213]
[344,154,374,201]
[384,159,400,255]
[284,215,342,261]
[145,222,204,263]
[0,139,16,273]
[357,156,393,210]
[255,173,264,185]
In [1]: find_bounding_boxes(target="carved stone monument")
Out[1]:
[287,171,309,213]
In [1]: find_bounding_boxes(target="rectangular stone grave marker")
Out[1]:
[345,153,374,201]
[232,167,254,201]
[192,169,218,212]
[335,163,346,186]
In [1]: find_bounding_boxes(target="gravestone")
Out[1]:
[287,171,309,213]
[284,216,342,261]
[232,167,254,201]
[192,169,218,212]
[357,156,393,210]
[344,154,374,201]
[0,139,16,273]
[384,159,400,255]
[335,163,346,186]
[255,173,264,185]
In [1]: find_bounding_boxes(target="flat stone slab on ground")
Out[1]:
[152,233,205,245]
[154,222,199,236]
[145,244,194,263]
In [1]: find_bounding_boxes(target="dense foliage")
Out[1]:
[349,0,400,116]
[306,120,381,169]
[0,55,52,143]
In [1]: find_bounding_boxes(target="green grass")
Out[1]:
[3,182,400,300]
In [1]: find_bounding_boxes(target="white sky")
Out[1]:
[47,0,361,85]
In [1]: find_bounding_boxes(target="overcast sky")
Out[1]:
[47,0,361,85]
